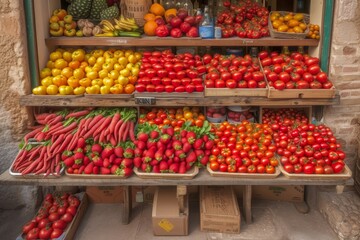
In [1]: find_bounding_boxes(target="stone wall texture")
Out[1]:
[0,0,38,212]
[0,0,359,213]
[325,0,360,170]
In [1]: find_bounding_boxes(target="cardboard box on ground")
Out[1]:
[152,186,189,236]
[200,186,241,234]
[86,185,304,204]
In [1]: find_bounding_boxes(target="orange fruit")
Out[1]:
[144,20,158,36]
[149,3,165,16]
[144,13,156,22]
[124,83,135,94]
[165,8,177,22]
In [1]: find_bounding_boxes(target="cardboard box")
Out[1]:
[144,186,199,203]
[252,185,304,203]
[86,186,123,203]
[152,186,189,236]
[200,186,241,234]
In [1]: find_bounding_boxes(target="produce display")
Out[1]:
[135,50,205,93]
[204,53,266,89]
[20,192,82,239]
[259,51,334,90]
[270,11,308,34]
[12,108,137,177]
[49,9,78,37]
[307,23,321,40]
[134,107,214,174]
[143,4,199,38]
[97,15,142,37]
[216,0,270,38]
[208,121,278,174]
[32,48,141,95]
[262,108,347,174]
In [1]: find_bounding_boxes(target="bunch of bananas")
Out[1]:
[96,15,141,37]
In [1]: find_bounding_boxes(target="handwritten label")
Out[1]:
[135,97,156,105]
[107,39,128,45]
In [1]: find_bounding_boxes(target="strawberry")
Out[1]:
[152,165,160,173]
[92,155,103,167]
[114,158,122,165]
[169,163,179,173]
[180,130,187,138]
[101,145,114,159]
[109,154,116,164]
[179,162,186,173]
[77,137,86,149]
[122,167,133,177]
[136,140,146,150]
[61,150,73,161]
[123,148,134,158]
[193,138,204,149]
[121,158,133,168]
[84,162,94,174]
[205,149,211,156]
[110,164,119,174]
[137,132,148,142]
[186,151,197,164]
[205,140,215,150]
[202,134,209,142]
[74,152,84,161]
[100,167,111,174]
[173,156,180,162]
[134,148,143,157]
[159,160,169,172]
[199,155,209,166]
[150,130,160,140]
[186,131,196,144]
[144,148,155,162]
[160,134,171,145]
[146,140,157,149]
[150,159,159,166]
[165,149,174,159]
[141,163,152,173]
[133,157,142,168]
[183,142,192,153]
[83,156,90,166]
[166,126,175,136]
[63,156,75,167]
[114,146,124,157]
[156,141,166,150]
[92,166,99,174]
[172,140,182,150]
[91,143,102,153]
[167,159,174,166]
[78,166,85,174]
[194,149,205,159]
[186,162,193,170]
[103,158,111,168]
[175,150,186,159]
[155,150,164,161]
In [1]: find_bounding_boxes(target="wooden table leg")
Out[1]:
[243,185,252,224]
[122,186,132,225]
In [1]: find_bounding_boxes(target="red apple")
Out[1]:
[180,22,191,33]
[155,17,166,26]
[170,16,182,28]
[184,16,196,26]
[186,27,199,37]
[176,8,188,20]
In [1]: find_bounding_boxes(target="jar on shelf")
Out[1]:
[227,106,255,123]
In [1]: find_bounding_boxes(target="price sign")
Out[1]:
[135,97,156,105]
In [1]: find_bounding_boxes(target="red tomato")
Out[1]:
[50,228,64,239]
[26,228,40,240]
[39,227,53,239]
[52,219,67,230]
[22,221,37,234]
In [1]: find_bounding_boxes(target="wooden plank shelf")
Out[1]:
[0,169,353,187]
[45,36,319,47]
[20,94,340,107]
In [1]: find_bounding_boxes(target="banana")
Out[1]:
[117,15,139,31]
[101,25,113,33]
[100,20,115,31]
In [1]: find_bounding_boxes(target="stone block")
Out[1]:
[318,191,360,240]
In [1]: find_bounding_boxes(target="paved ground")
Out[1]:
[1,194,344,240]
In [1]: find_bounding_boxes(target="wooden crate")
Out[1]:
[205,87,268,97]
[207,164,281,179]
[267,86,336,99]
[259,106,312,123]
[278,164,352,180]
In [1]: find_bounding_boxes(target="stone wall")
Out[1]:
[325,0,360,170]
[0,0,38,212]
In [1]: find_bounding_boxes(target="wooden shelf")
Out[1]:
[0,169,353,187]
[20,94,339,107]
[45,36,319,47]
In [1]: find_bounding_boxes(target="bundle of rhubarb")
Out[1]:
[12,107,137,177]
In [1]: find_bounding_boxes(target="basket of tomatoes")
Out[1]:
[269,11,309,39]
